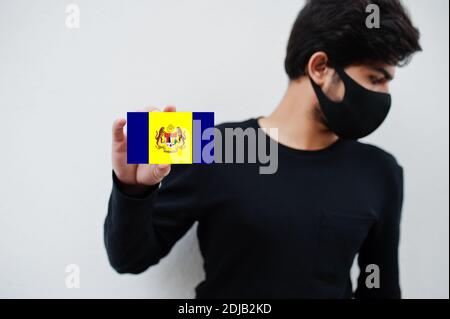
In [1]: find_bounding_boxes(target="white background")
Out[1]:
[0,0,448,298]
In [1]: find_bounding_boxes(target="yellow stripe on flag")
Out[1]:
[149,112,193,164]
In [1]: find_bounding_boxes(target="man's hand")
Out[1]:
[112,106,176,188]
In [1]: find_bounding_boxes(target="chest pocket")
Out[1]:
[312,209,376,287]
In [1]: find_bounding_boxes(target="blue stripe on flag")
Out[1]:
[127,112,149,164]
[193,112,215,164]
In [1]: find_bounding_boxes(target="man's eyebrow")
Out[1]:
[371,67,394,81]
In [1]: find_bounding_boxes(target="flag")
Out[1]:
[127,112,214,164]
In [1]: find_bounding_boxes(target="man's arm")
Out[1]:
[104,172,160,274]
[104,105,205,274]
[104,163,206,274]
[355,165,404,299]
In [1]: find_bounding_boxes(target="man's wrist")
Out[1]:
[112,171,159,198]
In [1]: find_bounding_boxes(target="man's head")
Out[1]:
[284,0,421,138]
[285,0,421,83]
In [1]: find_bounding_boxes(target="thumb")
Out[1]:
[151,164,171,183]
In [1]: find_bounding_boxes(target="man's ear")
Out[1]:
[307,52,330,86]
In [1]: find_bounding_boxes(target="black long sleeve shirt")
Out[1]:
[104,118,404,299]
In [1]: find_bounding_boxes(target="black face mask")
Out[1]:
[309,65,392,140]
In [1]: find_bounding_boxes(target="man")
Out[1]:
[105,0,421,298]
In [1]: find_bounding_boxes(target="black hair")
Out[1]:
[285,0,422,80]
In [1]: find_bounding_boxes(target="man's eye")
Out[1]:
[370,76,386,85]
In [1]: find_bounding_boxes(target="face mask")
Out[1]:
[309,65,392,140]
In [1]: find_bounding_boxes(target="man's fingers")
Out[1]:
[152,164,171,182]
[140,106,160,113]
[163,105,177,112]
[112,118,127,142]
[138,105,176,113]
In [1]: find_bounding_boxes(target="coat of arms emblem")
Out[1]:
[155,124,187,153]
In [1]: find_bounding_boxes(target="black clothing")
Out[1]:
[104,119,403,299]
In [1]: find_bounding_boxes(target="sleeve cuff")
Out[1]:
[112,170,160,201]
